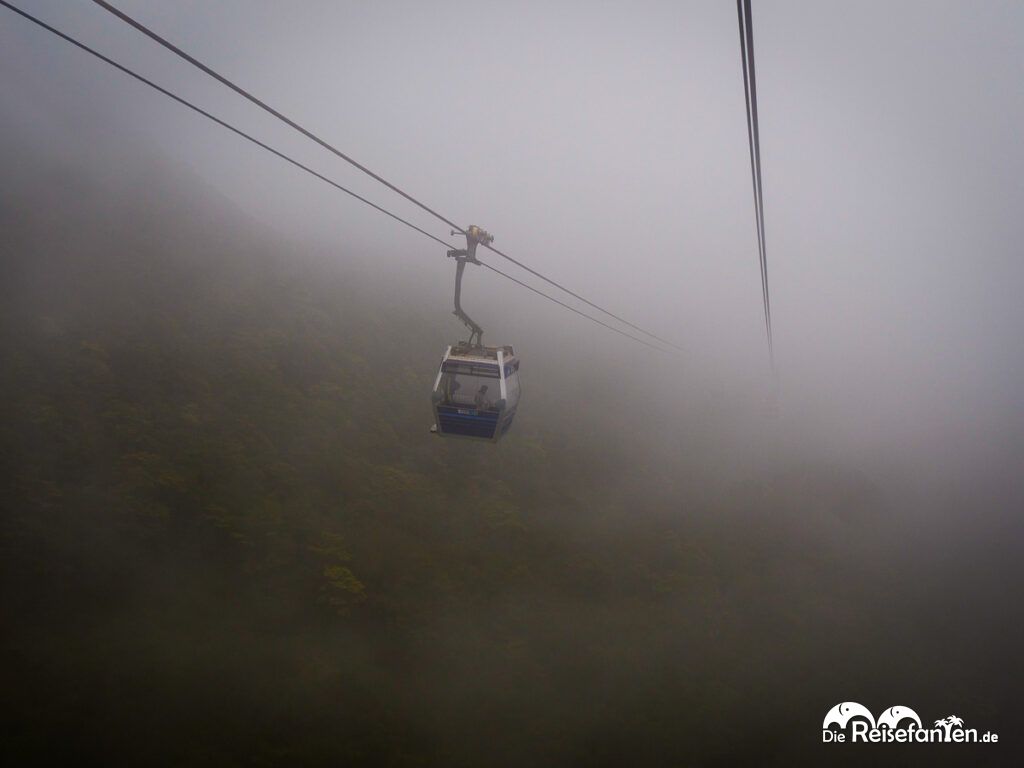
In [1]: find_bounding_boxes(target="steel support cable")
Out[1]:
[0,1,449,251]
[90,0,681,352]
[477,262,666,352]
[736,0,769,344]
[481,242,683,352]
[737,0,774,362]
[744,0,773,353]
[0,1,670,354]
[88,0,464,235]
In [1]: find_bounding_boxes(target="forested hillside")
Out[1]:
[1,155,1017,767]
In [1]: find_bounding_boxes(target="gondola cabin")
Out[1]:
[431,343,520,442]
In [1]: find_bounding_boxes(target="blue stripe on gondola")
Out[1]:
[438,413,499,423]
[436,406,500,438]
[437,417,494,437]
[437,407,498,420]
[440,415,495,428]
[437,413,497,422]
[438,421,495,437]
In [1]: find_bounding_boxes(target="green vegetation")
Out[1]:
[1,163,1014,767]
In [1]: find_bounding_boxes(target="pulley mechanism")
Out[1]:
[446,225,494,348]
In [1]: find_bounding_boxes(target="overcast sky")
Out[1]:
[2,0,1022,474]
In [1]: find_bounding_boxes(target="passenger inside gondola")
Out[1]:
[431,346,518,441]
[473,384,492,410]
[438,371,497,410]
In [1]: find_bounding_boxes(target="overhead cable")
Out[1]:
[0,0,670,354]
[90,0,681,351]
[737,0,774,363]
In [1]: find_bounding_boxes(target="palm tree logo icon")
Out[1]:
[934,715,964,741]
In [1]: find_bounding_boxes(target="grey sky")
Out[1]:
[2,0,1022,472]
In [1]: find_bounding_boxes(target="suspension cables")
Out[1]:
[0,1,448,252]
[478,263,665,352]
[481,241,681,351]
[88,0,462,235]
[737,0,774,365]
[89,0,679,352]
[0,0,668,353]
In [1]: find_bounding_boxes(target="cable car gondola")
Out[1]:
[430,226,521,442]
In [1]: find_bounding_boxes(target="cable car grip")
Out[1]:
[446,225,494,348]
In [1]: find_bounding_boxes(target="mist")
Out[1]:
[2,1,1023,765]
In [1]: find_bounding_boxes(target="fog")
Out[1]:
[6,1,1022,460]
[2,1,1023,765]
